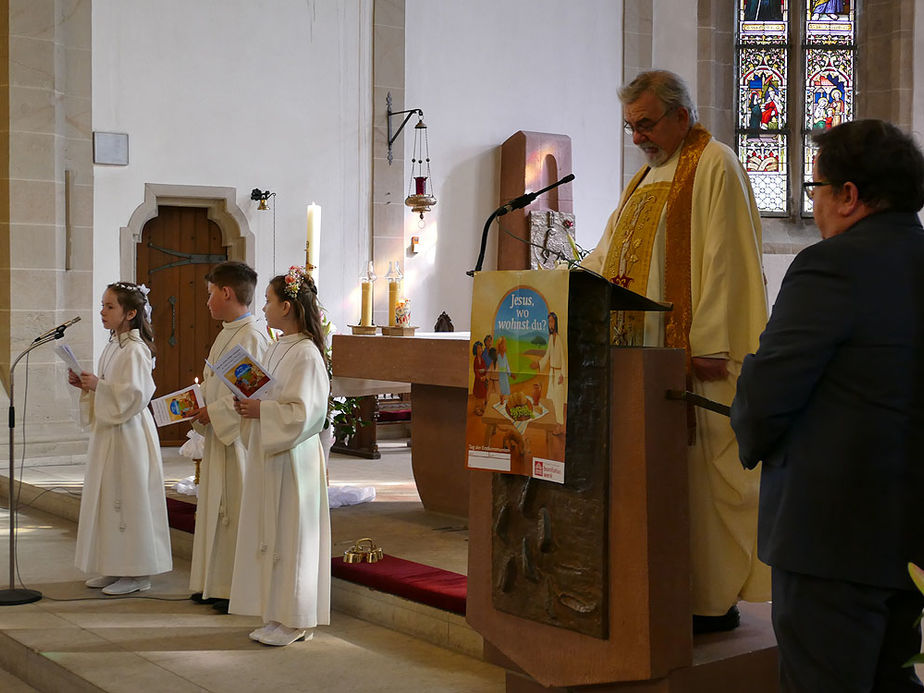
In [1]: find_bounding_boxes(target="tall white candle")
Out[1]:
[306,202,321,278]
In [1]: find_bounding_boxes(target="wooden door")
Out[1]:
[137,206,227,446]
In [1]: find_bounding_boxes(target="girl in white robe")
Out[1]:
[69,282,172,595]
[229,266,331,647]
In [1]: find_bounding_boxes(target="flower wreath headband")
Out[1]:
[283,265,317,299]
[110,281,153,321]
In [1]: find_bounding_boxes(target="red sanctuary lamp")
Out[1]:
[404,117,437,223]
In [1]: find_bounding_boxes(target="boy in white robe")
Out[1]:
[230,266,331,647]
[189,261,270,612]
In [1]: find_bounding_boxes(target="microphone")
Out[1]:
[495,173,575,217]
[34,316,81,343]
[468,173,575,275]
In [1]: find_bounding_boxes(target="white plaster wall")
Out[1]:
[92,0,369,357]
[403,0,624,331]
[652,0,698,100]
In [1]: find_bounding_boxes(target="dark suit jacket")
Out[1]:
[731,211,924,590]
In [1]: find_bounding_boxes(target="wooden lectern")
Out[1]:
[466,269,779,691]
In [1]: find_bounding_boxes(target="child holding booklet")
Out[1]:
[229,265,330,647]
[69,282,172,595]
[188,261,270,613]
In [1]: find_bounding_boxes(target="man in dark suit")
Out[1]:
[731,119,924,691]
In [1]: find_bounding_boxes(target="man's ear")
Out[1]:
[836,181,862,216]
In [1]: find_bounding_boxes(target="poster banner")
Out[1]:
[466,269,569,483]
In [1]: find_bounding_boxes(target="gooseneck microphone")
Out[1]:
[467,174,575,276]
[33,316,81,343]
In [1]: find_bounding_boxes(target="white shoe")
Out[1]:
[259,625,311,647]
[85,575,118,589]
[248,622,279,642]
[102,577,151,595]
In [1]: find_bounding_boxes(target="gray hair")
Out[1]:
[619,70,698,124]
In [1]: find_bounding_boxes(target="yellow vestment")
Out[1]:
[584,128,770,615]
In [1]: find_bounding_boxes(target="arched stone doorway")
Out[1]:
[120,185,254,444]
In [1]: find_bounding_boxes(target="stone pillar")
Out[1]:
[622,0,653,190]
[696,0,735,145]
[857,0,915,132]
[372,0,405,327]
[0,0,93,459]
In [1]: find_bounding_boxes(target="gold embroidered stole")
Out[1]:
[601,124,713,440]
[602,180,671,345]
[664,124,711,368]
[664,124,712,442]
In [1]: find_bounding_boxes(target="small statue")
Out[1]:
[434,311,454,332]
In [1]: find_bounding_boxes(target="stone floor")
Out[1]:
[0,440,505,692]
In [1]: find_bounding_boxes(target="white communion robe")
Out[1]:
[189,315,270,599]
[583,137,770,616]
[75,329,172,577]
[229,334,331,629]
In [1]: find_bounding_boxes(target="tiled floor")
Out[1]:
[0,442,505,692]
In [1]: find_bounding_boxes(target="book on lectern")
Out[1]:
[150,383,205,427]
[205,344,273,400]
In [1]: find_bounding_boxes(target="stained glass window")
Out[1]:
[735,1,857,217]
[802,1,856,213]
[736,0,790,215]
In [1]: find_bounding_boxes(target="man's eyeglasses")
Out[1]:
[623,107,675,136]
[802,180,833,200]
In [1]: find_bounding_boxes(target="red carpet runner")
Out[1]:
[165,496,467,615]
[331,555,467,615]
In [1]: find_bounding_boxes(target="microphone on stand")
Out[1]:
[33,316,81,343]
[467,174,575,276]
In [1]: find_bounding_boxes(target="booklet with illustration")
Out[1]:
[205,344,273,400]
[54,342,82,374]
[150,383,205,427]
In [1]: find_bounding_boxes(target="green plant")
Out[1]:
[329,396,370,446]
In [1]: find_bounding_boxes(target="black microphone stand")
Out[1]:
[0,330,63,605]
[467,174,575,276]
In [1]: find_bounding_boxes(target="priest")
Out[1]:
[583,70,769,633]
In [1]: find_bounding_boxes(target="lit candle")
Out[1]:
[306,202,321,278]
[361,281,372,326]
[388,280,399,327]
[359,261,375,327]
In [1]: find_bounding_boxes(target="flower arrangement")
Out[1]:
[905,562,924,667]
[284,265,308,298]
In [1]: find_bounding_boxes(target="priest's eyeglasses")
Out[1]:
[802,181,833,200]
[623,107,676,136]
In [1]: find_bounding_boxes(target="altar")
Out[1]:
[331,332,471,517]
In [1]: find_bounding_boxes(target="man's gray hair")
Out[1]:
[619,70,698,124]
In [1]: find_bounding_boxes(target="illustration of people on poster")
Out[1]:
[466,269,569,483]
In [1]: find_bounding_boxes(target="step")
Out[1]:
[0,476,482,660]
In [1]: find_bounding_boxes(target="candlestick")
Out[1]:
[388,281,399,327]
[385,261,403,327]
[361,281,372,326]
[359,261,376,327]
[306,202,321,278]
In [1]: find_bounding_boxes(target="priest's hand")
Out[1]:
[692,357,728,382]
[234,397,261,419]
[78,372,99,391]
[67,369,82,389]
